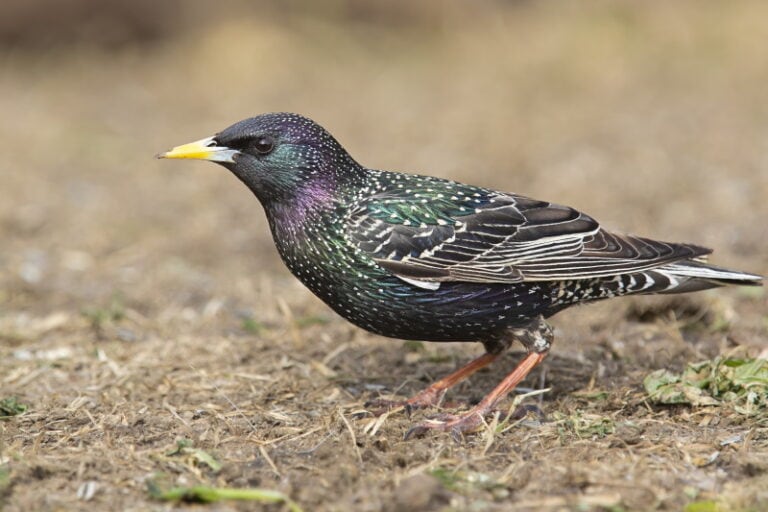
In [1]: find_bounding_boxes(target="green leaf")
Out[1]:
[166,439,222,473]
[241,316,265,334]
[684,500,718,512]
[644,357,768,412]
[0,397,28,417]
[147,481,303,511]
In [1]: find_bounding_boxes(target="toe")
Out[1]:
[364,398,406,416]
[403,411,487,441]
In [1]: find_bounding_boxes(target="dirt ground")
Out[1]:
[2,2,768,511]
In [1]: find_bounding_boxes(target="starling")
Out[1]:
[159,113,763,438]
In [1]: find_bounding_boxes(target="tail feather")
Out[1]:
[550,259,761,308]
[640,260,762,295]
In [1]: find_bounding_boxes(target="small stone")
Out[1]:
[394,474,451,512]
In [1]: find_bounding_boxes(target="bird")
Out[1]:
[158,113,763,439]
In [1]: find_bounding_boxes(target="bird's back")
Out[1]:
[265,168,761,342]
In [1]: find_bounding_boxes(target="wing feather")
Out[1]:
[346,176,710,284]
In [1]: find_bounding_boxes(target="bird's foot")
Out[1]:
[365,387,446,417]
[404,411,485,442]
[363,398,407,416]
[404,402,546,441]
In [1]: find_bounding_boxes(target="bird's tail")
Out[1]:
[633,259,763,295]
[550,260,761,309]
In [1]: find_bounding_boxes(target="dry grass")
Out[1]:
[1,1,767,510]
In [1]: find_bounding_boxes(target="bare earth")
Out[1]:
[1,2,767,511]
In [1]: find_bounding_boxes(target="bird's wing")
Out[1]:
[345,178,710,284]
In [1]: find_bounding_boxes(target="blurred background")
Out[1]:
[2,0,767,321]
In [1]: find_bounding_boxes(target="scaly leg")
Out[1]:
[366,351,501,415]
[405,316,553,440]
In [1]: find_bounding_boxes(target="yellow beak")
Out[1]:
[156,136,239,163]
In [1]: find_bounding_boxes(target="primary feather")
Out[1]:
[347,173,715,286]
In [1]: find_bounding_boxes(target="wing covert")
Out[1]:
[345,175,709,285]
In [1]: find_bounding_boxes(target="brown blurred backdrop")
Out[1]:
[3,0,766,313]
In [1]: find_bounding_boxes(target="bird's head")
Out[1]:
[158,113,360,205]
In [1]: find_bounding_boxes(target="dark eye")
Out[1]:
[251,135,275,155]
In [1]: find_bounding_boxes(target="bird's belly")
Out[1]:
[275,236,556,342]
[302,273,556,342]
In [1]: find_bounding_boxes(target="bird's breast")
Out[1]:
[270,227,558,341]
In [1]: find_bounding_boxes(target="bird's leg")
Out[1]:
[405,316,553,440]
[367,336,511,415]
[366,351,502,415]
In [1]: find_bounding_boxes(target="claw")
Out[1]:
[506,403,546,421]
[365,387,446,417]
[403,424,429,441]
[404,411,485,441]
[450,428,464,444]
[364,398,406,417]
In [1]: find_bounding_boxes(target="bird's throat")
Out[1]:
[266,182,338,239]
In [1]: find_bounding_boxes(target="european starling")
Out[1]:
[159,113,763,438]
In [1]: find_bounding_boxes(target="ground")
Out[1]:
[1,2,767,511]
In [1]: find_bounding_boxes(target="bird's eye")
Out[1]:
[252,136,275,155]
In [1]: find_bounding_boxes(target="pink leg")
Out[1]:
[405,350,548,440]
[367,352,501,415]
